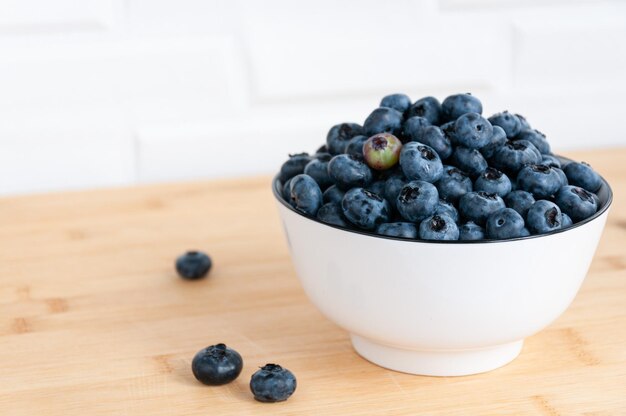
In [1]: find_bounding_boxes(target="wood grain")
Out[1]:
[0,148,625,415]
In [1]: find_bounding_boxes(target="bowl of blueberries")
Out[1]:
[273,93,612,376]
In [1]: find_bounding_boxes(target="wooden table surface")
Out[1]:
[0,148,625,415]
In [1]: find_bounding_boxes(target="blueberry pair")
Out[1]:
[191,344,296,403]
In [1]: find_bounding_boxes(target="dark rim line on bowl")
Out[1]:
[272,156,613,244]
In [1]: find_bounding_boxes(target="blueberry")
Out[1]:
[288,174,323,216]
[504,190,535,218]
[344,135,369,157]
[406,96,441,125]
[419,214,459,241]
[415,125,453,160]
[488,111,522,138]
[304,157,332,190]
[342,188,390,229]
[399,142,444,183]
[363,107,404,136]
[554,167,568,188]
[441,93,483,121]
[376,222,418,238]
[435,199,459,223]
[440,120,456,139]
[282,178,292,201]
[458,191,506,226]
[450,146,488,179]
[402,116,430,142]
[192,344,243,385]
[396,180,439,222]
[250,364,297,403]
[317,202,348,227]
[384,173,408,209]
[380,93,412,113]
[363,133,403,170]
[527,200,563,234]
[480,125,507,160]
[176,251,212,280]
[516,164,563,199]
[316,144,328,154]
[279,153,313,182]
[327,123,363,155]
[486,208,526,239]
[562,213,573,228]
[563,162,602,192]
[516,113,531,130]
[459,221,485,241]
[555,185,598,223]
[541,154,562,169]
[435,165,473,203]
[490,140,542,175]
[453,112,493,149]
[327,154,373,190]
[474,167,512,197]
[322,185,345,204]
[514,129,551,154]
[366,180,387,196]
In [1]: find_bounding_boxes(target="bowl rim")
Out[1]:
[272,155,613,244]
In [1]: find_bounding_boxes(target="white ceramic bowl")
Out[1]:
[273,165,612,376]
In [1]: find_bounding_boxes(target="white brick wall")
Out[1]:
[0,0,625,195]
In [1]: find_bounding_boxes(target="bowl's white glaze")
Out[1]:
[273,169,612,376]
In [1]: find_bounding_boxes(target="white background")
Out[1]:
[0,0,625,195]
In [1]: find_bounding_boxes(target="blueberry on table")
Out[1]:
[396,180,439,222]
[406,96,441,125]
[480,125,507,160]
[176,251,212,280]
[363,107,404,137]
[504,190,535,219]
[418,214,459,241]
[555,185,598,223]
[454,112,493,149]
[327,154,373,190]
[486,208,526,240]
[474,167,512,197]
[435,165,473,204]
[279,153,313,183]
[416,126,453,160]
[380,93,412,113]
[399,142,444,183]
[376,222,418,239]
[344,135,369,157]
[450,146,488,179]
[250,364,297,403]
[516,164,563,199]
[459,221,485,241]
[458,191,506,226]
[363,133,403,171]
[288,174,323,216]
[564,162,602,193]
[192,344,243,385]
[488,111,522,139]
[514,129,551,155]
[441,93,483,121]
[326,123,363,155]
[341,188,390,230]
[526,200,563,234]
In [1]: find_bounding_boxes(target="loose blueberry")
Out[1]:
[176,251,212,280]
[541,154,562,169]
[402,116,430,142]
[453,112,493,149]
[480,125,507,160]
[399,142,444,183]
[490,140,542,175]
[304,157,332,190]
[415,125,453,160]
[250,364,297,403]
[192,344,243,385]
[450,146,488,179]
[322,185,345,204]
[396,180,439,222]
[564,162,602,192]
[288,174,322,216]
[435,199,459,223]
[514,129,551,154]
[376,222,418,239]
[279,153,313,183]
[459,191,506,226]
[504,190,535,219]
[486,208,526,239]
[419,214,459,241]
[363,133,403,170]
[327,154,373,190]
[441,93,483,121]
[435,165,473,203]
[327,123,363,155]
[380,93,412,113]
[488,111,522,138]
[344,135,369,157]
[555,185,598,223]
[363,107,404,137]
[516,164,563,199]
[406,96,441,125]
[527,200,563,234]
[459,221,485,241]
[317,202,348,227]
[474,167,512,197]
[341,188,390,229]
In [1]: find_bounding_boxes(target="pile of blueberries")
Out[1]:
[278,93,604,241]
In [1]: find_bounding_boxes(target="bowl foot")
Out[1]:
[351,334,523,376]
